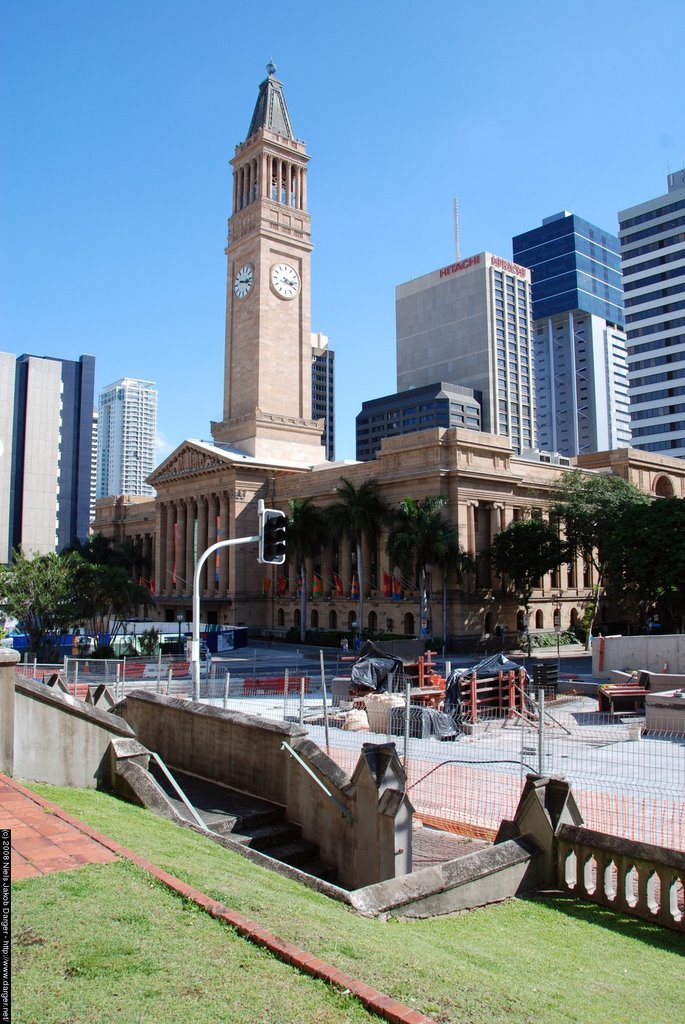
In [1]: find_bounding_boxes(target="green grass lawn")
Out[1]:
[14,784,685,1024]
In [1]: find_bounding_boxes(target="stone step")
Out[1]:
[262,838,321,866]
[235,820,303,850]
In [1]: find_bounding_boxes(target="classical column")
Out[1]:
[208,493,220,593]
[155,506,166,598]
[165,501,176,597]
[219,491,230,595]
[185,499,196,597]
[321,539,333,598]
[340,535,352,594]
[176,500,187,595]
[198,496,209,596]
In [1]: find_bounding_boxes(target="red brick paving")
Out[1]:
[1,777,119,879]
[2,774,437,1024]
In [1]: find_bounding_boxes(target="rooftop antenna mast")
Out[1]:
[453,197,460,260]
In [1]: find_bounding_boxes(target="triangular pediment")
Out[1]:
[147,440,235,486]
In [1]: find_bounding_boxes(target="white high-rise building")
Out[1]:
[396,252,536,454]
[618,169,685,459]
[97,378,158,498]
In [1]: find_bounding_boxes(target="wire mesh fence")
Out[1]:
[18,652,685,851]
[202,666,685,852]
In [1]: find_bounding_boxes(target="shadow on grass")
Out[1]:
[523,891,685,954]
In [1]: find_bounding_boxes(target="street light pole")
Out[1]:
[554,592,563,676]
[177,613,183,656]
[191,534,259,701]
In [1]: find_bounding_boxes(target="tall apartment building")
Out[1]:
[396,252,536,454]
[356,381,481,462]
[311,333,334,461]
[0,352,96,560]
[97,378,158,498]
[513,212,631,456]
[618,168,685,458]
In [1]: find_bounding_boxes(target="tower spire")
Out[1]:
[247,61,295,141]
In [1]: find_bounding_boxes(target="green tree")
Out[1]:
[553,472,649,642]
[70,561,153,647]
[0,551,80,659]
[327,478,390,635]
[608,497,685,632]
[434,529,475,648]
[286,498,329,643]
[489,517,567,618]
[386,496,464,640]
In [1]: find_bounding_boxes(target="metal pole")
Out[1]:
[191,534,259,701]
[283,667,289,720]
[299,675,305,726]
[223,671,230,710]
[320,649,330,753]
[538,686,545,775]
[403,674,411,767]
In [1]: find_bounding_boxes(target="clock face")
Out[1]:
[234,264,254,299]
[270,262,300,299]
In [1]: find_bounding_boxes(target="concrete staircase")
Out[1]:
[149,763,337,883]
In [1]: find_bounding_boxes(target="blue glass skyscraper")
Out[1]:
[513,213,631,457]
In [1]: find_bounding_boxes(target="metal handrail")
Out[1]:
[149,752,209,831]
[281,741,353,825]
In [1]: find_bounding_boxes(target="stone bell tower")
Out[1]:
[211,63,326,463]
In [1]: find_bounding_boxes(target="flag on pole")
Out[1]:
[277,574,288,596]
[262,576,271,596]
[297,575,303,597]
[333,573,344,597]
[392,576,402,601]
[382,570,392,598]
[351,574,359,598]
[313,574,322,598]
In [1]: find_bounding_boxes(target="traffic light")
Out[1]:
[259,508,287,564]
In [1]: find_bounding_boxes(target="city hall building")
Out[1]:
[94,66,685,643]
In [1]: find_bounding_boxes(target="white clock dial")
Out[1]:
[271,262,300,299]
[234,264,254,299]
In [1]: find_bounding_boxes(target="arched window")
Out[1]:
[294,609,301,630]
[484,611,493,634]
[311,609,319,628]
[655,475,674,498]
[535,610,544,629]
[404,612,415,635]
[517,610,526,631]
[348,611,357,630]
[570,608,578,628]
[277,608,285,627]
[368,611,378,633]
[329,610,337,629]
[553,607,561,629]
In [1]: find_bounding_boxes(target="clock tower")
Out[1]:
[211,64,326,463]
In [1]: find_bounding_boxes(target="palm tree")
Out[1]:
[327,478,389,636]
[386,496,459,640]
[286,498,328,643]
[434,529,475,648]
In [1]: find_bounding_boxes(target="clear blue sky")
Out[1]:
[2,0,684,462]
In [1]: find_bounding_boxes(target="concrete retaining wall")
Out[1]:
[14,677,134,788]
[115,691,409,890]
[592,634,685,679]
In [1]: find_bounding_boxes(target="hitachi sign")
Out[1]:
[439,255,481,277]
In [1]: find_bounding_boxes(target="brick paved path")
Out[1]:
[1,776,118,879]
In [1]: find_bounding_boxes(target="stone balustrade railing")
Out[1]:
[556,823,685,932]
